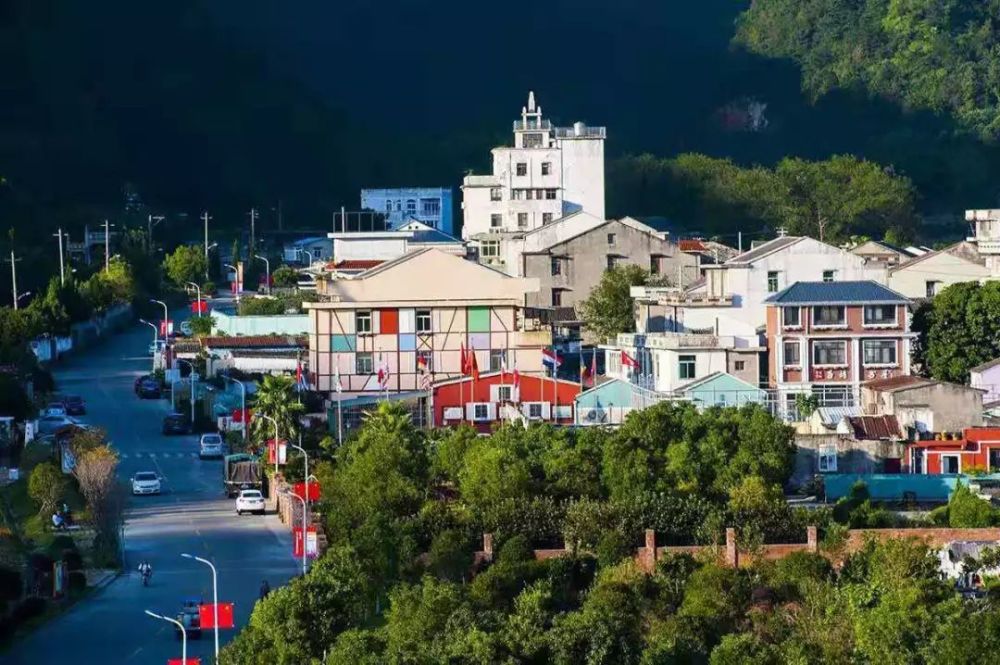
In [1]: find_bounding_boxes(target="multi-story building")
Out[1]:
[498,212,699,310]
[632,235,887,336]
[360,187,454,234]
[305,249,549,397]
[765,281,915,409]
[887,241,990,299]
[966,208,1000,277]
[461,92,605,246]
[603,331,763,395]
[431,371,580,431]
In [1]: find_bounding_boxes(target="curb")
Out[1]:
[87,569,122,593]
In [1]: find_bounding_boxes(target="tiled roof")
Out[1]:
[410,228,462,244]
[332,259,385,271]
[846,415,903,440]
[862,375,936,392]
[200,335,307,349]
[678,239,707,252]
[971,358,1000,373]
[726,236,801,263]
[764,280,909,305]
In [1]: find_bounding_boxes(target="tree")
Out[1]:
[72,445,123,565]
[579,264,648,342]
[271,265,299,288]
[947,483,999,528]
[28,462,66,516]
[249,374,305,448]
[162,244,207,286]
[83,257,136,310]
[914,281,1000,382]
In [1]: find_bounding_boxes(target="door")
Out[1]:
[990,448,1000,473]
[941,455,960,475]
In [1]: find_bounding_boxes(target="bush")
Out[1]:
[596,531,632,568]
[428,529,472,582]
[949,483,1000,528]
[28,462,66,516]
[475,497,565,549]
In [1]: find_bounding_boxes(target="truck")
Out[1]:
[223,453,262,498]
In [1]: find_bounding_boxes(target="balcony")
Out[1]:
[630,286,733,308]
[978,239,1000,254]
[513,120,552,131]
[554,125,607,139]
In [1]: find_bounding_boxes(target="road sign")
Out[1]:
[198,602,235,629]
[293,526,319,558]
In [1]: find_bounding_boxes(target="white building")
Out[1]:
[360,187,454,234]
[966,209,1000,277]
[461,92,606,247]
[632,235,887,337]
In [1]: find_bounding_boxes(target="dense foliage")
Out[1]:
[912,281,1000,382]
[578,264,649,342]
[736,0,1000,141]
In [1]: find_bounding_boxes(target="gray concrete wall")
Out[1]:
[791,434,907,488]
[523,219,699,309]
[862,383,984,433]
[727,349,763,387]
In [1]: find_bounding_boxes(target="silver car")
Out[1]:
[199,433,225,459]
[131,471,161,495]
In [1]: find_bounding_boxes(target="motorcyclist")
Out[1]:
[138,560,153,585]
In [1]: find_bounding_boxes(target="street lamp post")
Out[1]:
[290,435,310,574]
[147,214,165,251]
[224,263,241,305]
[298,248,315,266]
[254,254,270,295]
[202,211,212,279]
[224,375,246,445]
[180,553,220,662]
[53,228,65,285]
[176,358,197,425]
[257,414,279,476]
[103,219,115,272]
[139,319,158,373]
[150,299,169,337]
[286,491,308,576]
[185,282,203,317]
[145,610,187,664]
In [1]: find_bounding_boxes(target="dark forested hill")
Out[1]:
[2,0,1000,242]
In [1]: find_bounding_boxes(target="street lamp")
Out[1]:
[180,553,219,662]
[298,248,315,266]
[176,358,197,425]
[254,254,270,295]
[147,214,165,251]
[286,490,308,576]
[139,319,158,373]
[290,435,310,574]
[257,413,279,476]
[144,610,187,665]
[224,263,241,305]
[150,299,169,336]
[185,281,203,318]
[224,375,246,445]
[15,291,31,304]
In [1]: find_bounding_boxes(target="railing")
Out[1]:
[554,126,607,138]
[513,120,552,131]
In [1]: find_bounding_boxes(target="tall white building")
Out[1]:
[462,92,606,253]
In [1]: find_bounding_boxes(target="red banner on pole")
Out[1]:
[190,300,208,314]
[159,320,173,336]
[267,439,287,465]
[293,526,319,558]
[198,602,235,629]
[167,659,201,665]
[292,482,321,502]
[231,408,252,423]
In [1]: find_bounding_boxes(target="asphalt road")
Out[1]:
[6,313,297,664]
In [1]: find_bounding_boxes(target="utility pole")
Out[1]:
[202,211,212,279]
[53,228,65,285]
[103,219,115,271]
[249,208,258,254]
[6,251,21,310]
[147,214,165,252]
[277,200,283,231]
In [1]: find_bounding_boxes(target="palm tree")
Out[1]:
[250,374,305,445]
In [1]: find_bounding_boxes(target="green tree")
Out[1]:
[28,462,66,516]
[914,281,1000,382]
[249,374,305,447]
[83,257,136,310]
[579,264,648,343]
[271,265,299,288]
[947,483,1000,528]
[162,244,207,286]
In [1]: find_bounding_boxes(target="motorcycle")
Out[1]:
[140,568,152,587]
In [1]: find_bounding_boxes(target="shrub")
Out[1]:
[28,462,66,516]
[428,529,472,582]
[948,483,1000,528]
[596,531,632,568]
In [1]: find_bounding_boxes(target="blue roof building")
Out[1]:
[361,187,454,235]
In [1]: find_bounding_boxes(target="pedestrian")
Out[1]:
[259,579,270,600]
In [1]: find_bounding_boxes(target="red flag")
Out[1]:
[198,602,235,629]
[293,481,321,502]
[512,366,521,391]
[621,350,639,369]
[295,361,302,385]
[460,343,469,375]
[469,350,480,382]
[168,659,201,665]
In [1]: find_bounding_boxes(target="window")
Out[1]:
[541,161,552,176]
[416,350,433,372]
[355,352,374,374]
[489,350,505,372]
[822,270,836,282]
[490,213,502,228]
[490,188,502,201]
[783,341,801,366]
[813,340,847,366]
[607,233,616,245]
[813,306,846,327]
[406,199,416,214]
[473,403,489,420]
[545,189,557,200]
[679,354,696,380]
[542,213,553,225]
[421,198,440,216]
[864,305,897,326]
[511,189,525,200]
[734,360,746,372]
[355,310,372,334]
[480,240,500,258]
[783,306,801,328]
[497,385,513,402]
[534,189,544,199]
[385,200,392,212]
[552,289,563,307]
[525,189,534,200]
[396,200,402,211]
[516,162,527,176]
[416,309,432,333]
[863,339,897,365]
[818,445,838,472]
[649,256,660,275]
[528,403,543,419]
[551,257,562,276]
[517,213,528,227]
[926,280,941,298]
[523,133,543,148]
[606,255,618,270]
[767,271,779,293]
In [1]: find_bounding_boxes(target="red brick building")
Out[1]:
[908,427,1000,475]
[431,371,581,430]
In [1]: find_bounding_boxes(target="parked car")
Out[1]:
[42,403,67,418]
[38,414,82,436]
[176,598,202,640]
[235,489,265,515]
[162,413,191,436]
[136,377,161,399]
[61,395,86,416]
[199,433,225,459]
[131,471,161,495]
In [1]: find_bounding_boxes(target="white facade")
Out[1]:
[887,244,991,299]
[462,92,605,243]
[360,187,454,234]
[967,209,1000,277]
[669,237,887,335]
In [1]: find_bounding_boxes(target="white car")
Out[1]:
[38,415,82,436]
[199,433,225,459]
[235,489,265,515]
[131,471,162,495]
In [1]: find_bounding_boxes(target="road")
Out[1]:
[6,313,297,664]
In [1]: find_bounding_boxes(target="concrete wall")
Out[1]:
[212,311,310,336]
[888,247,990,299]
[862,383,984,433]
[522,218,698,310]
[971,364,1000,403]
[792,434,907,487]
